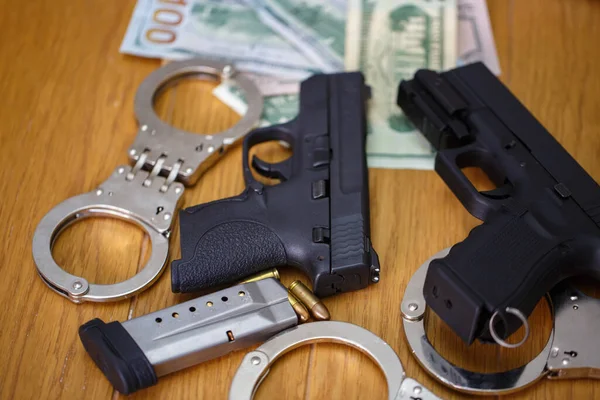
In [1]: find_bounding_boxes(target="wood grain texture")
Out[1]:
[0,0,599,399]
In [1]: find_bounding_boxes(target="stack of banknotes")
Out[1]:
[121,0,500,169]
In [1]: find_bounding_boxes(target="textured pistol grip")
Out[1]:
[425,208,564,344]
[171,221,287,293]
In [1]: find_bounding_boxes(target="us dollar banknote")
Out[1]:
[242,73,300,96]
[244,0,347,72]
[346,0,457,169]
[213,81,299,127]
[121,0,318,79]
[458,0,500,75]
[216,0,457,170]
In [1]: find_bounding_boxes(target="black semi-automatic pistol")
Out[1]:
[397,62,600,345]
[171,72,380,297]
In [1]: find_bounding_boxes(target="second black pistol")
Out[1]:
[397,63,600,345]
[171,72,380,297]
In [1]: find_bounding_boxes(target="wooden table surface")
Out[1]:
[1,0,600,398]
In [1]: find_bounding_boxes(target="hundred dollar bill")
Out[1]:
[213,81,299,127]
[243,73,300,96]
[245,0,347,72]
[458,0,501,75]
[121,0,318,79]
[159,59,301,96]
[346,0,458,169]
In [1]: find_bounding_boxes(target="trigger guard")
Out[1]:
[242,120,296,186]
[435,145,507,220]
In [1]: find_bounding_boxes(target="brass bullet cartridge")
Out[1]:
[288,280,330,321]
[238,268,280,284]
[287,293,310,323]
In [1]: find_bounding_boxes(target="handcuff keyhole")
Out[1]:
[156,206,164,215]
[564,351,578,357]
[227,330,235,342]
[195,144,203,152]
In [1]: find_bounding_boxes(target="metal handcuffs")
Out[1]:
[32,59,263,303]
[401,248,600,395]
[229,321,440,400]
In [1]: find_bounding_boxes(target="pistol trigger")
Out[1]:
[251,155,292,181]
[481,182,513,200]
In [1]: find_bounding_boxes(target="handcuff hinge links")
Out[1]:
[126,149,183,195]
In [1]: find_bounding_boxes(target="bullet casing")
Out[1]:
[289,280,331,321]
[238,268,280,284]
[287,293,310,323]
